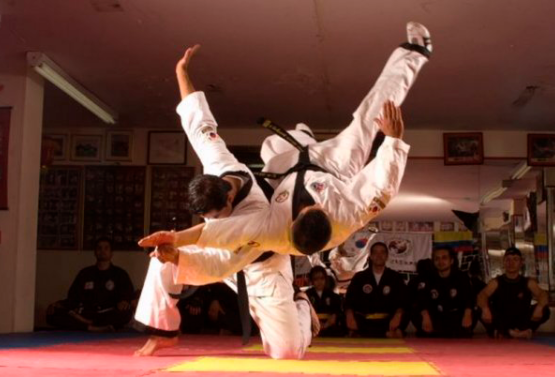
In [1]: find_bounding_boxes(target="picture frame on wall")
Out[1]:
[148,131,187,165]
[527,133,555,166]
[70,135,102,162]
[443,132,484,165]
[43,134,68,161]
[106,130,133,161]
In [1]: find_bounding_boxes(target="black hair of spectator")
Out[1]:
[416,258,434,277]
[292,208,332,255]
[370,241,389,255]
[95,237,113,250]
[309,265,327,282]
[504,246,522,258]
[187,174,232,215]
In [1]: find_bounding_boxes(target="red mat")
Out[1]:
[0,334,554,376]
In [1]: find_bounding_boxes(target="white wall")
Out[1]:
[0,67,44,333]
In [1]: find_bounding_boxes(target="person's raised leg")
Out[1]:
[309,22,431,180]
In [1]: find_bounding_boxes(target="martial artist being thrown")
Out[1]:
[134,44,317,359]
[140,22,432,258]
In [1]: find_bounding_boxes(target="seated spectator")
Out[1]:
[345,242,407,338]
[413,246,474,338]
[406,258,433,321]
[46,237,134,332]
[477,247,550,339]
[306,266,344,337]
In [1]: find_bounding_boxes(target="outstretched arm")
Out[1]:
[138,222,205,249]
[175,44,200,100]
[341,101,409,228]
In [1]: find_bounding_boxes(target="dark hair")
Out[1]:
[370,242,389,255]
[432,245,454,259]
[504,246,522,258]
[187,174,231,215]
[416,258,433,276]
[309,265,327,281]
[95,237,113,250]
[292,209,332,255]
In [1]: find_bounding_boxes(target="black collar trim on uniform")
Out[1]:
[220,171,252,209]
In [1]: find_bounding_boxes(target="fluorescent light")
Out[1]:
[480,186,507,205]
[510,161,531,180]
[27,52,117,124]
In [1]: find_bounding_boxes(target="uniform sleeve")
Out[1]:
[345,272,364,311]
[173,245,265,286]
[393,272,408,311]
[337,137,410,229]
[458,273,474,310]
[196,208,301,256]
[176,92,246,175]
[416,277,432,312]
[67,269,86,309]
[116,268,135,302]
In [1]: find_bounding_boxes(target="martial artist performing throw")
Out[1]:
[140,21,432,257]
[135,22,432,358]
[135,43,317,359]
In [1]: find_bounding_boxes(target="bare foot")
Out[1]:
[386,328,404,338]
[134,336,178,357]
[509,329,533,339]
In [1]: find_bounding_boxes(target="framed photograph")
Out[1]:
[527,134,555,166]
[106,130,133,161]
[148,131,187,164]
[43,134,67,160]
[443,132,484,165]
[71,135,102,162]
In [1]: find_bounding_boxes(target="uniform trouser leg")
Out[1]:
[248,283,311,360]
[134,258,183,337]
[308,47,428,181]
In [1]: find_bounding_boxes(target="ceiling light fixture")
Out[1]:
[480,186,507,205]
[27,52,118,124]
[510,161,531,180]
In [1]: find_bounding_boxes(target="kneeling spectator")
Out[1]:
[306,266,344,337]
[414,246,474,338]
[345,242,407,338]
[477,247,550,339]
[46,237,135,332]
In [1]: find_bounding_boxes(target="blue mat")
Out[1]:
[533,334,555,348]
[0,331,141,349]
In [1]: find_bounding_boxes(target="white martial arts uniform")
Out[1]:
[134,92,311,359]
[195,47,426,256]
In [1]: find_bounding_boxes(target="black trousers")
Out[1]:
[480,305,551,337]
[412,310,475,338]
[46,300,133,330]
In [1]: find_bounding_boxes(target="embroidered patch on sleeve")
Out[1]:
[368,197,387,213]
[200,125,219,141]
[275,190,289,203]
[310,182,326,193]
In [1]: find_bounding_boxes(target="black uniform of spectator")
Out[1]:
[46,238,134,331]
[477,247,550,339]
[414,246,474,338]
[346,242,407,338]
[306,266,344,337]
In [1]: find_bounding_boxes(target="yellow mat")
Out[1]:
[166,357,439,375]
[244,344,413,354]
[312,338,405,345]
